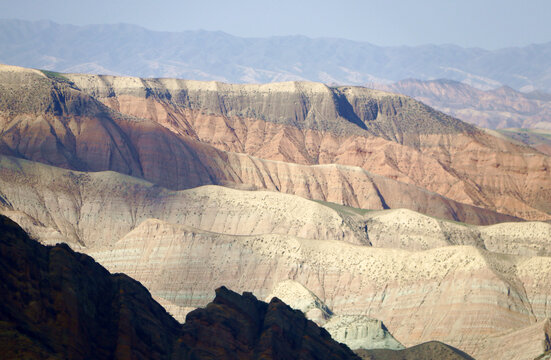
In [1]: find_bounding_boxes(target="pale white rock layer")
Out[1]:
[323,315,404,351]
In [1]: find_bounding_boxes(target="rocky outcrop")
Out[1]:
[265,280,403,351]
[496,128,551,157]
[0,214,183,359]
[3,156,549,255]
[2,157,551,359]
[2,65,551,360]
[265,280,333,324]
[0,214,361,359]
[184,287,360,360]
[0,156,370,248]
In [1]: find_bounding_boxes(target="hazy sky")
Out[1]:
[2,0,550,49]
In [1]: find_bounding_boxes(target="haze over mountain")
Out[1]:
[1,19,551,92]
[371,79,551,130]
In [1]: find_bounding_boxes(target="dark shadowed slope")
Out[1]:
[0,214,360,359]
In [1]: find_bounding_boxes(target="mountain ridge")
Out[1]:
[1,64,549,222]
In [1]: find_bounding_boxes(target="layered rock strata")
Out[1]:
[65,72,551,221]
[371,79,551,130]
[85,218,551,359]
[1,64,549,222]
[2,157,551,359]
[355,341,475,360]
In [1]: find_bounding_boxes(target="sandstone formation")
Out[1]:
[0,156,369,248]
[2,157,551,359]
[0,66,523,225]
[0,214,183,359]
[265,280,333,324]
[0,214,362,359]
[496,128,551,156]
[2,64,551,360]
[2,155,550,255]
[1,64,550,222]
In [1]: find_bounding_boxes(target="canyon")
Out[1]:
[1,63,551,359]
[1,155,551,359]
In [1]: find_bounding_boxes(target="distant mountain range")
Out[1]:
[1,19,551,92]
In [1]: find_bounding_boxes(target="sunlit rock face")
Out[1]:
[1,64,550,223]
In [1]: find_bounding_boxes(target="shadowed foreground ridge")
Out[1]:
[0,214,360,359]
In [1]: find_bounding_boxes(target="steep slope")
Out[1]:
[0,65,522,225]
[2,19,551,92]
[0,215,182,359]
[265,280,334,324]
[372,79,551,130]
[324,316,404,351]
[0,156,367,248]
[0,214,361,360]
[65,71,551,221]
[1,155,549,255]
[265,280,404,351]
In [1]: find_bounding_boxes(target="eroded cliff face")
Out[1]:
[0,65,549,222]
[65,71,551,221]
[0,155,536,251]
[0,68,524,225]
[84,218,551,359]
[356,341,476,360]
